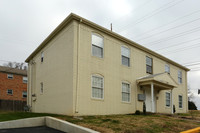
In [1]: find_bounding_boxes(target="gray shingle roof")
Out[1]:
[0,66,27,76]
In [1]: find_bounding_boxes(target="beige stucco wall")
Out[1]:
[27,21,75,115]
[28,18,188,116]
[73,21,188,115]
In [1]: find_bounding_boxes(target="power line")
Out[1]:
[145,26,200,47]
[135,16,200,42]
[182,61,200,65]
[133,9,200,38]
[155,37,200,51]
[117,0,185,32]
[161,43,200,55]
[112,0,153,25]
[185,63,200,67]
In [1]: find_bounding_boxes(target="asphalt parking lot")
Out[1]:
[0,126,65,133]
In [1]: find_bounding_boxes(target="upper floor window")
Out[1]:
[7,89,13,95]
[121,46,130,67]
[178,95,183,108]
[23,77,28,83]
[40,82,44,94]
[7,74,13,79]
[92,34,103,58]
[122,82,130,102]
[22,91,27,98]
[146,56,153,74]
[165,64,170,74]
[41,51,44,62]
[178,70,182,84]
[92,75,103,99]
[165,92,171,107]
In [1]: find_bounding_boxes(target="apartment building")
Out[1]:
[25,13,189,116]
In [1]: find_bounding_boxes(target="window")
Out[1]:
[165,64,170,74]
[22,91,27,98]
[178,70,182,84]
[7,89,13,95]
[121,46,130,67]
[92,75,103,99]
[7,74,13,79]
[23,77,28,83]
[40,82,43,94]
[41,51,44,62]
[179,95,183,108]
[146,56,153,74]
[122,82,130,102]
[166,92,171,107]
[92,34,103,58]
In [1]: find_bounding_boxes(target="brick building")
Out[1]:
[0,66,27,101]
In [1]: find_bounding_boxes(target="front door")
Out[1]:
[145,88,156,112]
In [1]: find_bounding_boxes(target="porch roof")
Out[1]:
[136,72,178,89]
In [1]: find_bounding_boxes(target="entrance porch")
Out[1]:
[137,73,178,114]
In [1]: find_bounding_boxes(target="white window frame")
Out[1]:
[22,91,27,98]
[165,64,170,74]
[146,56,153,74]
[178,95,183,109]
[178,70,182,84]
[41,51,44,62]
[121,46,130,67]
[165,92,171,107]
[40,82,43,94]
[91,33,104,58]
[122,82,131,103]
[7,89,13,95]
[91,75,104,99]
[23,76,28,83]
[7,74,13,79]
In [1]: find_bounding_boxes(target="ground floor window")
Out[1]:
[122,82,130,102]
[92,75,103,99]
[179,95,183,108]
[166,92,171,107]
[7,89,13,95]
[22,91,27,98]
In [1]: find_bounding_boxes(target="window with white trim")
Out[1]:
[40,82,43,94]
[23,77,28,83]
[122,82,130,102]
[121,46,130,67]
[146,56,153,74]
[22,91,27,98]
[166,92,171,107]
[7,74,13,79]
[7,89,13,95]
[165,64,170,74]
[178,70,182,84]
[92,34,103,58]
[41,51,44,62]
[179,95,183,108]
[92,75,103,99]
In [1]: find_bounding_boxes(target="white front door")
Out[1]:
[145,88,156,112]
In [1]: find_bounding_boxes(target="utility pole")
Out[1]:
[110,23,112,31]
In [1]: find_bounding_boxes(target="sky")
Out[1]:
[0,0,200,109]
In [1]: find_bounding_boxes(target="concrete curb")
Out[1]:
[0,116,99,133]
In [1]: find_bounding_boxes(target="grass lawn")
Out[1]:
[0,111,200,133]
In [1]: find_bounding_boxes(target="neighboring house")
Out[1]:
[25,13,189,116]
[0,66,27,101]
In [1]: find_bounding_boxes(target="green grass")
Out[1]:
[0,111,200,133]
[0,112,62,122]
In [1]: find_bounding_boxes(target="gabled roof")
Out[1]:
[137,72,178,88]
[0,66,27,76]
[25,13,189,71]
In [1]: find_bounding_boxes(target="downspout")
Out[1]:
[75,19,82,114]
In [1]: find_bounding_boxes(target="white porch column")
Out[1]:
[171,89,173,114]
[151,83,154,113]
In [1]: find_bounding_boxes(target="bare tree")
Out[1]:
[3,62,27,70]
